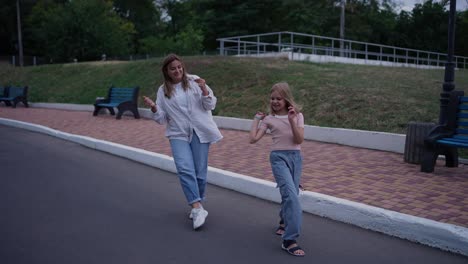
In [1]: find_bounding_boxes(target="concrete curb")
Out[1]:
[1,117,467,257]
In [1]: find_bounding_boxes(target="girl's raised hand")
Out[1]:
[254,111,266,120]
[288,106,297,121]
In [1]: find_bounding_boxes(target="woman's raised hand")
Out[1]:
[194,78,209,96]
[143,96,157,112]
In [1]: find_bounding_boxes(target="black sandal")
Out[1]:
[275,225,285,236]
[275,219,285,235]
[282,240,305,257]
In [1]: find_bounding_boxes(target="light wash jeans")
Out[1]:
[170,132,210,205]
[270,150,303,241]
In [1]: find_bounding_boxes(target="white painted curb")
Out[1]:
[1,117,467,257]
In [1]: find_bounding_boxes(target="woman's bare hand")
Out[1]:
[194,78,209,96]
[143,96,157,112]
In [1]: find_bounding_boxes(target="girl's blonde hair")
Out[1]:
[269,82,302,115]
[161,53,189,98]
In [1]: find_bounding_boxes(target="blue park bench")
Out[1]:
[421,91,468,173]
[93,86,140,119]
[0,86,29,108]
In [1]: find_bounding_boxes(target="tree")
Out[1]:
[0,0,39,58]
[409,0,449,53]
[26,0,136,62]
[113,0,164,54]
[455,9,468,57]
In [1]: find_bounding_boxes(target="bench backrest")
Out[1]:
[0,86,5,97]
[7,86,28,98]
[108,87,139,104]
[454,96,468,141]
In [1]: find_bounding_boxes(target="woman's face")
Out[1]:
[166,60,184,83]
[270,90,287,113]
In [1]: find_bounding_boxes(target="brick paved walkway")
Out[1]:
[1,107,468,228]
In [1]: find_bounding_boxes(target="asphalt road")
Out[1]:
[1,125,466,264]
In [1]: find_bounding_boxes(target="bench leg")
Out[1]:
[108,107,115,116]
[93,106,102,116]
[131,107,140,119]
[116,110,123,119]
[116,105,140,119]
[421,146,438,173]
[443,147,459,168]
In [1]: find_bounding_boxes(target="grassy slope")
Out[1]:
[1,56,467,134]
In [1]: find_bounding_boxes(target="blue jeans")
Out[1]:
[170,132,210,205]
[270,150,303,241]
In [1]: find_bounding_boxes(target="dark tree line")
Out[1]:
[1,0,467,63]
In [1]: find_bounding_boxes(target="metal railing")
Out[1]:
[217,31,468,69]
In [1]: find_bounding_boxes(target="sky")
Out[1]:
[398,0,468,12]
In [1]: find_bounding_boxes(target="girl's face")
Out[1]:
[166,60,184,83]
[270,90,288,114]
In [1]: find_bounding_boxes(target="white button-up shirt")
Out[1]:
[152,75,223,144]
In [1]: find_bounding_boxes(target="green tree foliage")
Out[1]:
[4,0,468,61]
[138,24,204,56]
[25,0,136,62]
[152,0,206,54]
[0,0,40,55]
[138,36,172,56]
[280,0,334,36]
[393,10,413,48]
[0,1,17,54]
[173,25,204,55]
[113,0,164,53]
[408,0,449,53]
[456,8,468,56]
[341,0,397,44]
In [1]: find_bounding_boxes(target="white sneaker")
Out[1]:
[191,207,208,229]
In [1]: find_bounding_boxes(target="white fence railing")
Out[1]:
[217,31,468,69]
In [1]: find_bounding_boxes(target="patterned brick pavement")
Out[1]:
[1,107,468,228]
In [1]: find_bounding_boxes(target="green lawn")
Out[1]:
[1,56,467,134]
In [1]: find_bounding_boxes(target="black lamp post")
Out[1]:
[439,0,457,125]
[16,0,24,67]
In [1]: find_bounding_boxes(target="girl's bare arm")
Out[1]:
[288,107,304,144]
[249,112,266,144]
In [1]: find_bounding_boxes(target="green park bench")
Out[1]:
[421,91,468,173]
[0,86,29,108]
[93,86,140,120]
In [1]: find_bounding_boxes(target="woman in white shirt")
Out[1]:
[143,54,222,230]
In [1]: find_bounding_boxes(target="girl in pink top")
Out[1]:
[249,82,305,257]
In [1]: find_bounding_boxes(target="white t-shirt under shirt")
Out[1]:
[259,113,305,151]
[173,82,189,113]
